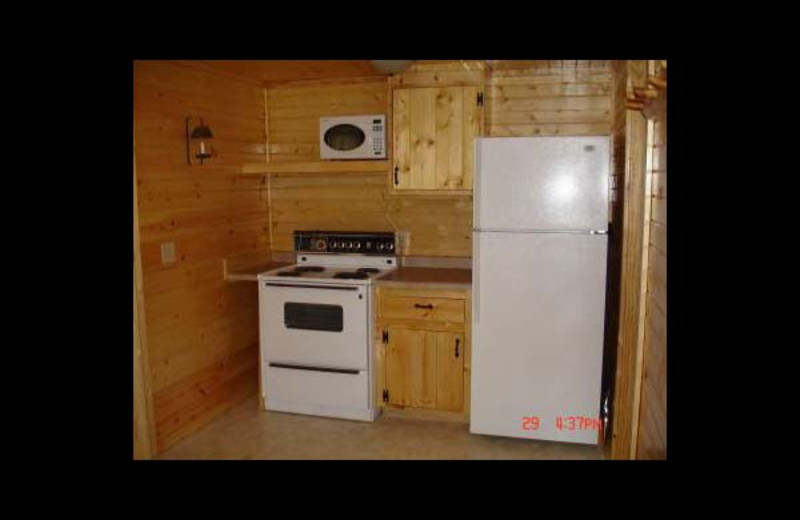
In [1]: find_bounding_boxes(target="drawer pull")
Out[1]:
[414,303,434,310]
[455,337,460,358]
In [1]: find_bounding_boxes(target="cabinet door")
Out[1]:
[434,331,464,411]
[385,327,465,411]
[393,86,481,191]
[385,327,436,408]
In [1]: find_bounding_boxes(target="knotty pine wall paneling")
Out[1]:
[267,73,475,257]
[608,60,667,460]
[486,60,612,137]
[266,61,612,259]
[636,60,667,459]
[133,60,270,452]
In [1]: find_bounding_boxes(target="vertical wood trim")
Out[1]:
[481,63,490,136]
[264,87,270,164]
[375,289,386,411]
[385,79,393,172]
[435,87,453,188]
[133,125,156,460]
[420,331,438,408]
[266,173,274,253]
[463,291,472,418]
[610,95,648,460]
[629,117,655,458]
[448,88,464,189]
[462,86,480,190]
[393,88,411,189]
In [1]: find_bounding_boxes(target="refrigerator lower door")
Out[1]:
[471,231,607,444]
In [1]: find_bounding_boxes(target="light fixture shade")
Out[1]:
[370,60,413,74]
[190,123,213,139]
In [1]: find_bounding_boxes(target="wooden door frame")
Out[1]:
[133,124,157,459]
[609,60,665,460]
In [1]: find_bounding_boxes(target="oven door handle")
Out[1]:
[268,362,362,375]
[264,282,359,291]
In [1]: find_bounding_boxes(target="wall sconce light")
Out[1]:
[185,117,214,165]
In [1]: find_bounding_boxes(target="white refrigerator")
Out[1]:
[470,136,610,445]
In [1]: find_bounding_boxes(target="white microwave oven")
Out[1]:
[319,115,386,160]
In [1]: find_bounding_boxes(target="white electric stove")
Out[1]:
[257,231,397,421]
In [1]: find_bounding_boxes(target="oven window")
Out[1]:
[284,303,343,332]
[324,124,365,151]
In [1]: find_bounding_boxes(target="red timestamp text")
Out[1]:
[555,416,603,432]
[521,416,541,430]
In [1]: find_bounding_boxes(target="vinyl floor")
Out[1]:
[159,397,606,460]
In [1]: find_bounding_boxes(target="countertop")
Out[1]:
[375,267,472,290]
[226,261,471,291]
[225,261,292,282]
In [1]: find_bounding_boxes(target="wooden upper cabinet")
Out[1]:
[392,86,483,192]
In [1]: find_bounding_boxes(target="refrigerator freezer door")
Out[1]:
[470,231,607,444]
[474,137,609,232]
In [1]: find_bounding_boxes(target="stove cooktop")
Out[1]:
[262,231,398,286]
[266,264,393,284]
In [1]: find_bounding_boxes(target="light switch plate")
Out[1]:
[160,241,176,264]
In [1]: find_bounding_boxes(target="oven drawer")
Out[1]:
[380,296,465,324]
[263,363,371,420]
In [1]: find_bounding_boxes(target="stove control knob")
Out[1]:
[386,242,395,251]
[354,242,362,250]
[377,243,385,251]
[315,239,327,251]
[330,242,338,250]
[365,242,373,250]
[346,241,353,249]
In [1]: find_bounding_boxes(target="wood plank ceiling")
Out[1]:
[183,60,614,86]
[188,60,388,86]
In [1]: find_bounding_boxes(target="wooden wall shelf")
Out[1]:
[242,160,390,175]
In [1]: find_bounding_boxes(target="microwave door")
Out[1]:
[324,124,366,154]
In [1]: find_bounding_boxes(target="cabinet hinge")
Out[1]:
[382,389,389,403]
[382,329,389,344]
[477,92,484,106]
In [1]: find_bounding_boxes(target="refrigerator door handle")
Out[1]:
[589,230,608,235]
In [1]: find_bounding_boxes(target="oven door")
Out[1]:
[259,281,369,369]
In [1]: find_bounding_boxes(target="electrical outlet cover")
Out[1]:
[160,241,176,264]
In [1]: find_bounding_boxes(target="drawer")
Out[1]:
[263,364,374,421]
[380,296,465,324]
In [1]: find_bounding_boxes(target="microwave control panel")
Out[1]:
[371,118,385,157]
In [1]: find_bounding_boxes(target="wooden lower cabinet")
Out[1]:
[434,331,464,411]
[385,327,464,410]
[376,286,470,416]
